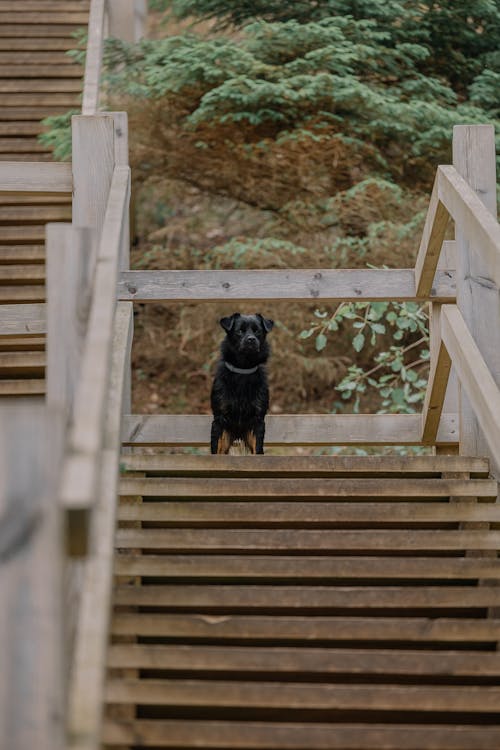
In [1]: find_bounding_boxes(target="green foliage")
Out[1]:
[38,110,77,161]
[300,301,429,413]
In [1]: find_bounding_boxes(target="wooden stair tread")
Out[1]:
[0,65,83,77]
[102,720,500,749]
[107,643,500,676]
[113,554,500,580]
[119,454,490,476]
[110,613,500,642]
[0,266,45,282]
[119,476,497,497]
[0,205,71,220]
[0,286,45,302]
[0,378,44,395]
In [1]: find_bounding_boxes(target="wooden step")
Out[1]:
[0,24,83,37]
[117,500,500,525]
[2,93,81,106]
[0,286,45,303]
[0,12,88,24]
[0,79,82,93]
[0,138,51,153]
[119,477,498,498]
[0,205,71,221]
[119,454,490,477]
[0,336,44,351]
[0,65,82,77]
[107,643,500,677]
[113,554,500,581]
[0,39,77,51]
[0,378,44,395]
[112,584,500,609]
[0,350,44,375]
[0,1,89,9]
[0,225,46,243]
[0,246,45,263]
[0,106,73,119]
[110,613,500,643]
[0,51,80,64]
[102,720,500,749]
[0,266,45,283]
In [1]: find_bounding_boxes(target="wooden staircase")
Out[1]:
[103,454,500,749]
[0,0,88,396]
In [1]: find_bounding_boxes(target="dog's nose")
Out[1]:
[244,335,258,348]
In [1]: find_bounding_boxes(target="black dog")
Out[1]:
[210,312,274,454]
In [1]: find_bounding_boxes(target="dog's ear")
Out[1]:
[220,313,240,332]
[257,314,274,333]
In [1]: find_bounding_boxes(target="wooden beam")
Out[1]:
[414,174,450,297]
[68,304,133,750]
[441,304,500,470]
[0,161,72,192]
[118,269,456,303]
[0,404,64,750]
[421,304,452,444]
[81,0,106,115]
[122,413,459,447]
[0,303,45,336]
[60,167,130,553]
[438,164,500,287]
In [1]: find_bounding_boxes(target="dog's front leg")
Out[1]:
[254,420,266,454]
[211,419,232,454]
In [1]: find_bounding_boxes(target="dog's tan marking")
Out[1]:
[217,430,232,454]
[244,431,257,454]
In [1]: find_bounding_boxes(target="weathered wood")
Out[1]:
[68,304,133,749]
[0,405,64,750]
[107,643,500,675]
[118,453,489,476]
[113,554,500,579]
[110,613,500,642]
[114,528,500,553]
[46,224,93,419]
[0,161,72,192]
[118,268,456,303]
[119,475,496,498]
[0,379,44,395]
[71,115,115,244]
[113,583,500,607]
[116,500,500,525]
[414,175,450,297]
[441,305,500,472]
[81,0,106,115]
[0,303,45,336]
[0,80,82,93]
[451,125,500,471]
[60,167,130,547]
[122,413,459,446]
[421,304,452,443]
[103,720,500,749]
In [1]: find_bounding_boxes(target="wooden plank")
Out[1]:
[122,413,460,447]
[113,584,500,608]
[0,246,45,263]
[116,501,500,525]
[118,454,490,476]
[0,1,89,9]
[0,205,71,222]
[110,613,500,642]
[0,225,45,242]
[0,12,89,23]
[0,379,44,395]
[68,304,134,747]
[102,720,500,749]
[0,80,82,93]
[422,304,452,443]
[0,39,77,51]
[106,678,500,711]
[0,52,80,65]
[60,167,130,523]
[0,138,48,153]
[82,0,106,115]
[0,351,44,373]
[71,114,115,241]
[0,286,45,303]
[0,404,64,749]
[0,336,44,351]
[114,529,500,552]
[0,303,45,336]
[0,161,72,192]
[0,24,83,36]
[0,106,73,118]
[118,268,457,303]
[452,125,500,472]
[414,174,450,297]
[441,305,500,471]
[118,476,496,498]
[0,266,45,282]
[107,643,500,675]
[113,554,500,580]
[2,93,81,106]
[0,65,82,78]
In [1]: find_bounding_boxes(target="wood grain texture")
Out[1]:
[81,0,106,115]
[421,305,452,443]
[0,303,45,336]
[0,161,72,192]
[414,175,450,297]
[118,268,456,303]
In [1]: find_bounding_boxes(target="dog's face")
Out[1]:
[220,313,274,354]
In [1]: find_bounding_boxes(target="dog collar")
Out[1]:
[224,361,259,375]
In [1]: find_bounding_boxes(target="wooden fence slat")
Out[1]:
[0,161,72,192]
[421,304,452,443]
[60,167,130,554]
[81,0,106,115]
[441,304,500,470]
[118,268,456,303]
[414,174,450,297]
[122,413,459,447]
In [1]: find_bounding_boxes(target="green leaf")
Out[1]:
[371,323,386,334]
[299,328,314,339]
[352,333,365,352]
[315,333,327,351]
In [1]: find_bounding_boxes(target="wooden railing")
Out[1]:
[0,1,499,744]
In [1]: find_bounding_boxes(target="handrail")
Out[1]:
[82,0,107,115]
[60,165,130,553]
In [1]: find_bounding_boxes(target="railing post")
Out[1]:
[453,125,499,468]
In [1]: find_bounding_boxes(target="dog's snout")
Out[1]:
[244,334,259,348]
